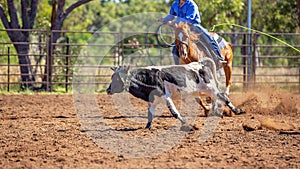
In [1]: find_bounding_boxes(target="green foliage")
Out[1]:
[250,0,299,33]
[195,0,245,30]
[35,1,52,29]
[0,0,299,92]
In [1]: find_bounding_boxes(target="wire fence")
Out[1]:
[0,29,299,93]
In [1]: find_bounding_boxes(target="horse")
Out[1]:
[169,22,234,115]
[173,22,233,96]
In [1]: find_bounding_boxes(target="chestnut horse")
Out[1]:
[173,22,233,96]
[171,22,234,115]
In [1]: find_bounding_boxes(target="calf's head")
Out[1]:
[106,65,130,95]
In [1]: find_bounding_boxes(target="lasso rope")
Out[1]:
[210,23,300,53]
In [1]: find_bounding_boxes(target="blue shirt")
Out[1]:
[163,0,201,25]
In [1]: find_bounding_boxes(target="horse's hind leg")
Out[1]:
[195,96,212,117]
[222,46,233,95]
[223,63,232,95]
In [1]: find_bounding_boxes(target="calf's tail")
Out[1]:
[200,57,220,89]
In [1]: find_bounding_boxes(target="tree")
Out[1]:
[297,0,300,27]
[0,0,39,89]
[0,0,93,90]
[41,0,93,91]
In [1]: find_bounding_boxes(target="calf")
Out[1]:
[106,61,244,129]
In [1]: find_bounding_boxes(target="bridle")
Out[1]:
[176,31,193,62]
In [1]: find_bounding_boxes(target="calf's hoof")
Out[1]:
[179,117,186,124]
[234,108,246,115]
[209,110,223,118]
[145,122,152,129]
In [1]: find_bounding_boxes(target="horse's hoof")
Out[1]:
[204,109,210,117]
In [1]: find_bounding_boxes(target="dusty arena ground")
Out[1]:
[0,90,299,168]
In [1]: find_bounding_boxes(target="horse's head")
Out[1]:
[106,65,130,95]
[174,22,190,59]
[172,22,200,61]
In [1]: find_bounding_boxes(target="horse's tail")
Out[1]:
[200,57,220,89]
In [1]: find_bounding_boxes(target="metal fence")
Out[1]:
[0,29,299,93]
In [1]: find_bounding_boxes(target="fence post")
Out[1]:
[160,48,162,65]
[7,47,10,92]
[117,32,121,66]
[247,32,252,90]
[121,33,124,66]
[252,33,258,87]
[46,33,50,92]
[47,31,54,92]
[65,37,70,92]
[242,34,247,91]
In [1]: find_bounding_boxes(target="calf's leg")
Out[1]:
[217,93,245,115]
[145,99,159,129]
[163,82,186,124]
[162,95,186,124]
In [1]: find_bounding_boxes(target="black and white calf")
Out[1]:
[106,61,245,129]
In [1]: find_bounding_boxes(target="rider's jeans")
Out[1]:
[171,24,224,65]
[172,46,180,65]
[191,24,224,61]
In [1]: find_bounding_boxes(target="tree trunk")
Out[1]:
[15,44,35,89]
[298,0,300,27]
[41,0,93,91]
[0,0,39,90]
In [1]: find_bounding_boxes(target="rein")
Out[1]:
[177,39,199,63]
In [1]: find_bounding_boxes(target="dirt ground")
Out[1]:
[0,90,299,169]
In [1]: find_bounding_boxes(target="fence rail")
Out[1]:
[0,29,299,93]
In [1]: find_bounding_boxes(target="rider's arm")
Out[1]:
[162,3,176,22]
[185,4,199,23]
[176,3,200,24]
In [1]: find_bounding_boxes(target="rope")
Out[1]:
[210,23,300,53]
[130,77,159,89]
[155,23,176,48]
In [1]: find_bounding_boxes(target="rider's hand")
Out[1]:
[157,18,165,23]
[166,21,174,26]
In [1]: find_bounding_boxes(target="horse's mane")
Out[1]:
[177,22,200,41]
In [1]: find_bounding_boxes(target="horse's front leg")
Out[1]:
[195,96,212,117]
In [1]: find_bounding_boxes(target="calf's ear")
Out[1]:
[124,65,130,72]
[110,66,117,71]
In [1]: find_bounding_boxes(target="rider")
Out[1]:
[160,0,224,65]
